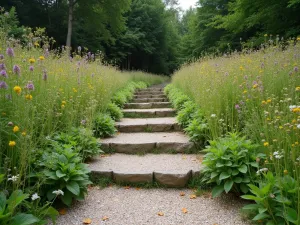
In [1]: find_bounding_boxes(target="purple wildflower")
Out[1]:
[13,65,21,75]
[0,63,6,70]
[0,81,8,89]
[0,54,4,60]
[6,48,14,57]
[235,104,240,110]
[0,70,8,78]
[43,70,48,81]
[29,66,34,71]
[294,67,299,72]
[26,81,35,91]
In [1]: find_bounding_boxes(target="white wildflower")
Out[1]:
[297,124,300,129]
[31,193,40,201]
[52,189,64,196]
[211,114,216,118]
[256,168,268,175]
[289,105,297,111]
[7,175,19,182]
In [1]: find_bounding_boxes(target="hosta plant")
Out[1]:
[39,146,91,206]
[242,172,298,225]
[93,113,117,138]
[201,133,262,197]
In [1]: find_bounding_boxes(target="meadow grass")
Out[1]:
[171,41,300,223]
[0,32,167,189]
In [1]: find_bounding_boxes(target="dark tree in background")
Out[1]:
[1,0,300,74]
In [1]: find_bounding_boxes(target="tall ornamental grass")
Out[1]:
[172,40,300,223]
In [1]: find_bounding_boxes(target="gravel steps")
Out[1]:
[89,154,203,187]
[116,118,180,132]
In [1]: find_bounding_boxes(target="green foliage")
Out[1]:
[106,103,123,121]
[202,133,262,197]
[39,146,91,206]
[93,113,117,138]
[165,84,191,110]
[177,101,198,128]
[242,172,299,225]
[184,117,209,148]
[51,128,102,161]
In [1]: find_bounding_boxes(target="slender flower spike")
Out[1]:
[6,47,14,57]
[29,66,34,71]
[0,63,5,70]
[43,70,48,81]
[26,81,35,91]
[0,54,4,60]
[13,65,21,75]
[31,193,40,201]
[0,81,8,89]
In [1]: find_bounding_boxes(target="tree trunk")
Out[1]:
[66,0,74,48]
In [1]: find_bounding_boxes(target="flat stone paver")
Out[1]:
[116,118,180,132]
[123,108,176,117]
[124,102,172,109]
[55,187,250,225]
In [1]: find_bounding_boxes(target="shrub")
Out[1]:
[106,103,123,121]
[93,113,117,138]
[242,172,299,225]
[177,101,198,128]
[201,133,263,197]
[52,127,102,161]
[112,92,127,107]
[39,146,91,206]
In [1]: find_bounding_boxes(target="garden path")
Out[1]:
[55,86,250,225]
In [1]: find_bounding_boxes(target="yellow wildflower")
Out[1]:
[267,99,272,103]
[13,126,19,133]
[21,131,26,136]
[13,86,22,95]
[292,108,300,113]
[297,37,300,41]
[253,84,258,89]
[39,56,45,61]
[9,141,16,147]
[263,142,269,147]
[264,34,268,37]
[62,101,66,105]
[284,169,288,175]
[29,58,35,64]
[296,87,300,91]
[279,126,283,129]
[243,90,247,94]
[61,104,65,109]
[295,142,299,145]
[34,42,40,47]
[261,101,267,105]
[25,94,33,100]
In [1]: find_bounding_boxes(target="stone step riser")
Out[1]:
[132,98,169,103]
[91,170,199,188]
[137,88,163,92]
[124,102,172,109]
[116,123,181,133]
[134,94,166,99]
[135,91,164,95]
[123,110,176,118]
[101,142,193,154]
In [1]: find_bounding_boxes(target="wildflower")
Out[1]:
[9,141,16,147]
[29,58,35,64]
[29,66,34,71]
[296,87,300,91]
[235,104,240,110]
[283,169,288,175]
[81,120,87,125]
[0,54,4,60]
[267,99,272,103]
[289,105,297,111]
[297,157,300,161]
[13,65,21,75]
[52,189,64,196]
[62,101,66,105]
[297,124,300,129]
[34,42,39,47]
[13,126,19,133]
[42,70,47,81]
[279,126,283,129]
[0,69,8,78]
[256,168,268,175]
[0,81,8,89]
[26,81,35,91]
[273,151,283,159]
[297,37,300,41]
[211,114,216,118]
[78,46,82,53]
[7,175,19,182]
[25,94,32,100]
[253,84,258,89]
[0,63,5,70]
[39,56,45,61]
[263,142,269,147]
[261,100,267,105]
[21,131,26,136]
[31,193,40,201]
[264,34,268,37]
[295,67,299,73]
[13,86,21,95]
[269,194,275,198]
[6,47,14,57]
[8,122,14,126]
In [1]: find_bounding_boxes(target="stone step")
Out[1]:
[134,94,166,99]
[124,102,172,109]
[137,88,163,92]
[100,132,193,153]
[135,91,164,95]
[89,154,203,187]
[116,118,180,132]
[132,98,169,103]
[123,108,176,118]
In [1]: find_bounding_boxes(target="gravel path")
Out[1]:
[55,187,250,225]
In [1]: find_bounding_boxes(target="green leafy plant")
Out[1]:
[201,133,262,197]
[106,103,123,121]
[39,146,91,206]
[177,101,197,128]
[184,118,209,148]
[93,113,117,138]
[112,92,127,107]
[52,127,102,161]
[242,172,299,225]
